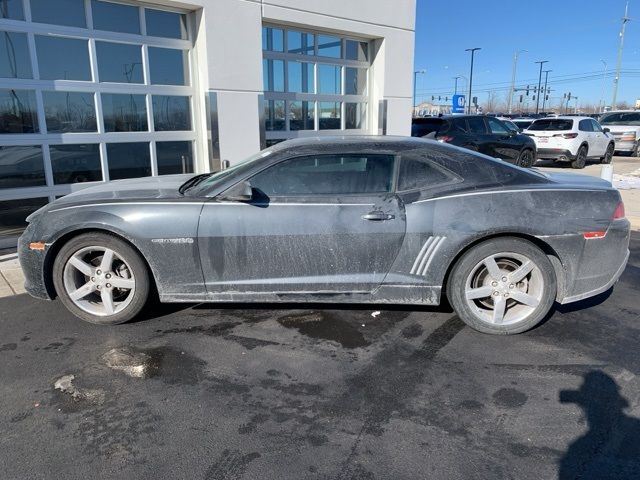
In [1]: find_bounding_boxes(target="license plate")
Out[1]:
[538,137,548,143]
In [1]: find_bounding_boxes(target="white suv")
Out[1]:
[524,116,615,169]
[598,110,640,157]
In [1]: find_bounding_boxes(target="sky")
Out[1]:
[413,0,640,110]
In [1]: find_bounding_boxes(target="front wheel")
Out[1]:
[447,238,557,335]
[600,143,614,164]
[571,146,587,169]
[53,233,150,325]
[516,148,535,168]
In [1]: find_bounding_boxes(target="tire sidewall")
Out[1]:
[601,144,614,164]
[447,238,557,335]
[52,233,150,325]
[518,149,534,168]
[572,146,587,169]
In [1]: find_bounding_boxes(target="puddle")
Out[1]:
[277,311,370,349]
[53,374,106,406]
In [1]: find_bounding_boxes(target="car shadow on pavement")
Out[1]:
[554,288,613,314]
[558,370,640,479]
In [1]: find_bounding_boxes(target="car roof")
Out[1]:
[533,116,589,121]
[271,135,429,151]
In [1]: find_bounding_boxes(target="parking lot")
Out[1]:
[0,198,639,479]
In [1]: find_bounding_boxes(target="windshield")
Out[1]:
[513,120,533,129]
[185,148,276,195]
[528,119,574,131]
[599,112,640,126]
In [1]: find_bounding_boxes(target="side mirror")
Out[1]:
[220,181,252,202]
[603,127,610,133]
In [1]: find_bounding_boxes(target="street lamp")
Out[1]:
[465,48,481,114]
[453,75,462,95]
[534,60,548,114]
[508,49,527,114]
[413,69,426,113]
[541,69,552,112]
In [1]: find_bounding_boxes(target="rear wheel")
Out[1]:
[53,233,150,325]
[571,146,587,169]
[632,142,639,157]
[516,148,535,168]
[447,238,557,335]
[600,143,614,164]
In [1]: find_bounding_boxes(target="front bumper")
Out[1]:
[612,140,636,153]
[17,227,52,300]
[536,148,575,161]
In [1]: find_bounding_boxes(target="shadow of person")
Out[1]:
[559,370,640,480]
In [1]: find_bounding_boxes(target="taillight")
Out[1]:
[621,131,637,142]
[613,201,625,220]
[583,231,606,239]
[553,133,578,139]
[437,136,454,143]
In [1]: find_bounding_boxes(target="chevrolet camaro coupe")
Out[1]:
[19,136,630,335]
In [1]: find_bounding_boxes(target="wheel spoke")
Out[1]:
[509,260,534,283]
[100,249,115,271]
[465,286,494,300]
[110,276,135,289]
[101,289,115,315]
[492,296,507,324]
[68,256,94,276]
[69,282,94,301]
[510,291,540,308]
[484,256,502,280]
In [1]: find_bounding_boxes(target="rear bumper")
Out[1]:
[536,148,575,161]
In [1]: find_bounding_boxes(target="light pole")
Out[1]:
[612,1,630,109]
[599,59,608,113]
[413,69,426,115]
[541,69,552,112]
[465,47,481,114]
[507,49,527,114]
[453,75,462,95]
[534,60,548,114]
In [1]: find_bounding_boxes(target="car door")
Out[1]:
[485,117,521,162]
[578,119,596,155]
[590,119,609,156]
[197,153,407,295]
[463,116,491,155]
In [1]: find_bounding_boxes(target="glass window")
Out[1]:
[92,0,140,34]
[156,141,193,175]
[317,35,341,58]
[411,118,446,137]
[0,89,39,133]
[145,9,187,39]
[49,144,102,184]
[264,99,284,131]
[287,61,313,93]
[30,0,86,28]
[0,198,48,244]
[262,59,284,92]
[345,40,368,61]
[107,142,151,180]
[96,42,143,83]
[289,101,314,131]
[262,26,283,52]
[42,91,96,133]
[345,103,366,129]
[0,0,24,20]
[250,154,395,196]
[148,47,188,85]
[528,119,574,131]
[487,117,509,135]
[0,146,45,188]
[467,116,487,134]
[599,112,640,125]
[578,119,593,132]
[345,67,366,95]
[152,95,190,131]
[590,119,603,132]
[287,30,314,55]
[101,93,148,132]
[318,64,341,94]
[319,101,340,130]
[35,36,91,81]
[398,155,454,191]
[0,32,32,79]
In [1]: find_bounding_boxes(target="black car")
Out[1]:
[412,115,537,167]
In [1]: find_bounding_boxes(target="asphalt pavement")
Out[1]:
[0,235,639,480]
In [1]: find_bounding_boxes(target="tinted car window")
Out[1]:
[250,154,395,196]
[397,155,454,191]
[528,119,574,131]
[599,112,640,125]
[466,117,487,134]
[578,119,593,132]
[590,119,603,132]
[487,118,510,134]
[451,118,468,133]
[513,120,533,130]
[411,118,445,137]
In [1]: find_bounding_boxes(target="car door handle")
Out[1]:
[362,211,395,221]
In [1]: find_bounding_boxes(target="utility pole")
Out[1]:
[507,50,527,114]
[465,48,481,114]
[534,60,548,114]
[541,69,551,112]
[599,59,608,112]
[612,1,631,110]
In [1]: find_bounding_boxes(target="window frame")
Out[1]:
[396,153,463,194]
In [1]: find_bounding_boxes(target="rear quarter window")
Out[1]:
[411,119,446,137]
[397,154,459,191]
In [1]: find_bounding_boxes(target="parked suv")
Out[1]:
[524,117,615,169]
[598,111,640,157]
[411,115,537,167]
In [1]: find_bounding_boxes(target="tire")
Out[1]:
[53,232,150,325]
[571,146,587,169]
[632,142,640,158]
[447,237,557,335]
[516,148,535,168]
[600,143,614,164]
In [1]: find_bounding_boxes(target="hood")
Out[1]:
[543,171,612,188]
[54,174,194,205]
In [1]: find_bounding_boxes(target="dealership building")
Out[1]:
[0,0,416,248]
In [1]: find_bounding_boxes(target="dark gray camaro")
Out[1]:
[18,136,630,334]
